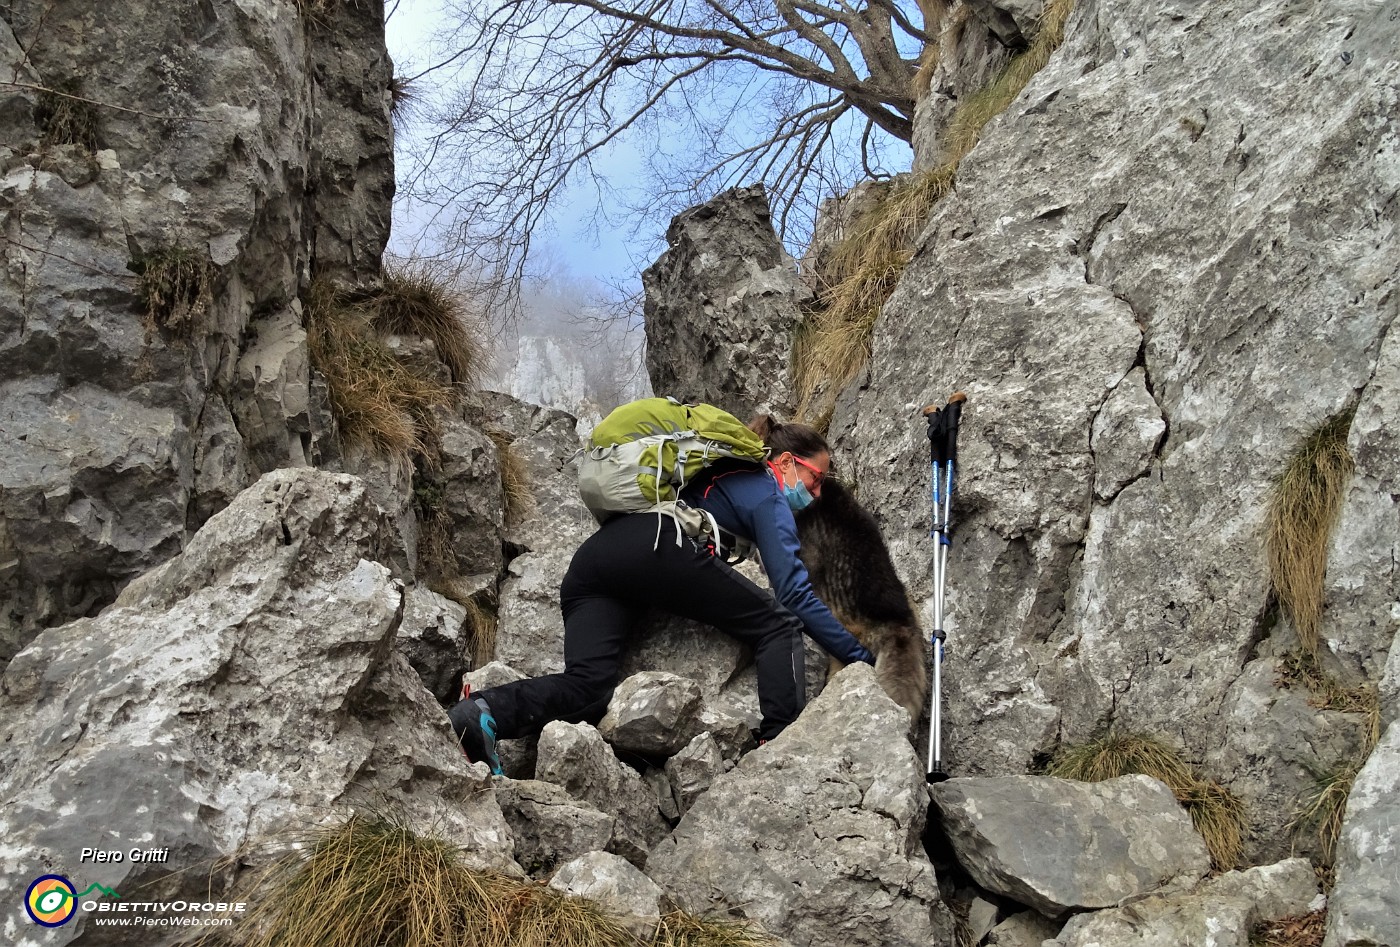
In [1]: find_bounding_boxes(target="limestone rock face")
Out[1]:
[0,470,516,947]
[834,0,1400,867]
[647,664,952,947]
[482,392,595,679]
[1324,720,1400,947]
[642,184,809,419]
[0,0,393,662]
[910,1,1021,170]
[1327,313,1400,684]
[396,584,473,705]
[1213,660,1371,863]
[431,409,507,578]
[930,774,1210,917]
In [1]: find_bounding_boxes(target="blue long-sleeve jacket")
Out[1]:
[681,462,876,666]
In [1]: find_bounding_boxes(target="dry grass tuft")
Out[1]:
[1288,761,1360,867]
[1252,910,1326,947]
[371,261,487,386]
[390,74,418,122]
[461,595,500,670]
[201,813,778,947]
[1176,779,1246,874]
[36,78,100,151]
[653,910,781,947]
[1047,732,1194,787]
[1047,731,1245,872]
[431,576,501,669]
[203,813,640,947]
[133,246,215,332]
[486,427,536,526]
[305,279,458,463]
[795,0,1076,426]
[795,166,955,423]
[1266,410,1355,657]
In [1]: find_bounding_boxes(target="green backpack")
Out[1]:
[579,397,768,532]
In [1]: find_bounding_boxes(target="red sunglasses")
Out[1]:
[792,455,827,486]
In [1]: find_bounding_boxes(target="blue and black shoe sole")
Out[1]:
[449,698,504,776]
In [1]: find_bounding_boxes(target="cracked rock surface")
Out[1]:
[0,0,393,663]
[831,0,1399,865]
[0,469,516,947]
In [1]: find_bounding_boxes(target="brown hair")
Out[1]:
[748,414,830,460]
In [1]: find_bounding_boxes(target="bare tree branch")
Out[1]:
[400,0,928,314]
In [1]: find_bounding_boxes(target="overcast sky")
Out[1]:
[384,0,652,290]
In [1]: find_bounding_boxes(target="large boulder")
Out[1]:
[647,663,952,947]
[641,184,809,419]
[395,584,474,704]
[664,732,726,817]
[0,469,516,946]
[834,0,1400,867]
[930,774,1210,917]
[0,0,392,663]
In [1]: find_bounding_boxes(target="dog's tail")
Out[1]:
[873,625,928,734]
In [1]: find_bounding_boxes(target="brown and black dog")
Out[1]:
[795,478,928,731]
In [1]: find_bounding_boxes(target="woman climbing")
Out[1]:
[449,414,875,774]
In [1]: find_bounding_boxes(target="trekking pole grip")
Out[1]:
[921,403,944,465]
[941,392,967,465]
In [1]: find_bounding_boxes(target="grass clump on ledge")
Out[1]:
[939,0,1076,167]
[794,0,1075,426]
[1265,409,1356,658]
[794,166,956,426]
[1277,648,1380,872]
[1289,759,1363,871]
[372,260,486,386]
[36,78,101,152]
[132,246,215,332]
[1276,648,1381,746]
[205,813,777,947]
[654,910,782,947]
[486,427,536,526]
[1047,731,1245,873]
[305,279,458,464]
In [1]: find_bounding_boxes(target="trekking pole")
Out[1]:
[922,392,966,783]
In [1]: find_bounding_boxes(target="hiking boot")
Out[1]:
[449,696,503,776]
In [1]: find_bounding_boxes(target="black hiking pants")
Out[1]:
[475,513,807,743]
